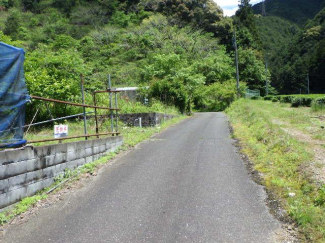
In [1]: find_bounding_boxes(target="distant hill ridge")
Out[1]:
[253,0,325,25]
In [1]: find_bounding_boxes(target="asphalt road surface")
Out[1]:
[2,113,281,243]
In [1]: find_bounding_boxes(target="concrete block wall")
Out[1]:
[0,136,123,209]
[119,113,175,127]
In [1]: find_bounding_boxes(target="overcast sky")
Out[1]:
[213,0,262,16]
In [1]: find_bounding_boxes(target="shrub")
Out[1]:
[291,97,302,107]
[312,98,325,111]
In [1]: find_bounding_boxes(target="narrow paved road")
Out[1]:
[2,113,281,243]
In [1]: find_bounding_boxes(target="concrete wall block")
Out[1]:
[25,158,41,172]
[25,178,54,198]
[41,177,54,190]
[50,143,68,155]
[1,157,41,181]
[0,146,35,165]
[66,158,85,171]
[93,146,100,155]
[0,152,9,166]
[33,146,51,158]
[105,143,112,152]
[98,144,106,153]
[67,142,77,153]
[93,138,105,147]
[25,180,44,197]
[42,166,57,179]
[0,162,26,181]
[45,152,67,167]
[75,140,90,151]
[0,193,9,209]
[77,148,87,159]
[0,179,9,194]
[85,147,93,158]
[8,173,27,192]
[0,165,8,180]
[85,156,94,164]
[6,187,27,208]
[93,154,100,161]
[55,163,67,175]
[0,136,124,209]
[67,151,77,162]
[7,170,43,192]
[25,170,43,185]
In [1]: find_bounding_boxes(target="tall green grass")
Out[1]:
[227,99,325,242]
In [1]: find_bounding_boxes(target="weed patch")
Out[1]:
[226,99,325,242]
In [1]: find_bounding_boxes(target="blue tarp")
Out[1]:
[0,42,30,148]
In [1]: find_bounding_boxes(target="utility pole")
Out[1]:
[262,0,266,16]
[265,57,268,96]
[307,72,310,94]
[233,30,240,96]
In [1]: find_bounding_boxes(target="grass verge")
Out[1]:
[0,115,187,226]
[226,99,325,242]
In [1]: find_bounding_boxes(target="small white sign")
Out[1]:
[54,125,68,138]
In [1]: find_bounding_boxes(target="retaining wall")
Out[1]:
[119,113,175,127]
[0,136,123,209]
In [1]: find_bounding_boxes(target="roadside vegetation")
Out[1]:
[227,99,325,242]
[0,115,187,226]
[264,94,325,110]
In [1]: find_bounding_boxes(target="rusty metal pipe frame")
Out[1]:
[30,95,119,111]
[93,90,121,94]
[28,132,120,144]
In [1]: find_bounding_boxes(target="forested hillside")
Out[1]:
[0,0,269,114]
[271,8,325,94]
[253,0,325,94]
[253,0,325,25]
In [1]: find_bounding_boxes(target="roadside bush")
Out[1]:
[264,95,274,100]
[291,97,302,107]
[271,97,278,102]
[267,95,325,109]
[312,98,325,111]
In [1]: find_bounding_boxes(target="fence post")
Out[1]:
[80,74,88,140]
[108,74,114,134]
[115,92,118,133]
[93,93,99,138]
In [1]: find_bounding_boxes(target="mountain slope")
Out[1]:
[256,15,299,58]
[253,0,325,25]
[272,7,325,93]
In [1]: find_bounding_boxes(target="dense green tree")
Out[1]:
[235,0,259,44]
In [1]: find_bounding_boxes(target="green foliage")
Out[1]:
[1,0,255,116]
[194,80,246,111]
[264,94,325,108]
[314,185,325,206]
[312,98,325,111]
[227,99,325,241]
[265,7,325,94]
[238,48,268,93]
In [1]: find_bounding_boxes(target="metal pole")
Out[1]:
[108,74,114,133]
[307,72,310,94]
[80,74,88,140]
[93,93,99,138]
[115,92,118,133]
[25,108,39,135]
[234,30,240,96]
[265,58,269,96]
